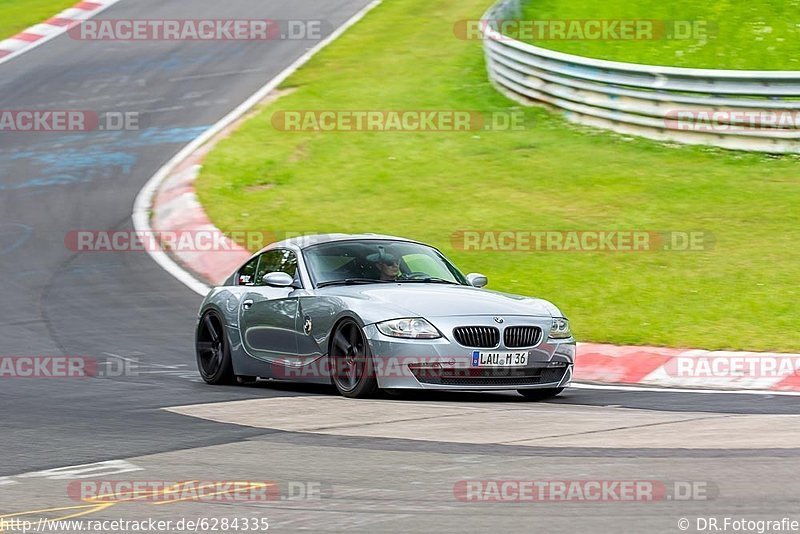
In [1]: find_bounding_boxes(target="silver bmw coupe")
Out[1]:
[195,234,575,399]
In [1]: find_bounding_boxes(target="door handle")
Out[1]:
[242,299,254,310]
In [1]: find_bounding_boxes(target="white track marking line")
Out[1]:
[572,382,800,397]
[168,68,268,82]
[13,460,142,481]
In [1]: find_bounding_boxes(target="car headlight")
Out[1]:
[549,317,571,339]
[376,318,441,339]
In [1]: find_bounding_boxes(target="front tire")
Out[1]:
[196,311,236,385]
[330,319,379,398]
[517,387,564,401]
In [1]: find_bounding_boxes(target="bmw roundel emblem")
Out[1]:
[493,317,504,324]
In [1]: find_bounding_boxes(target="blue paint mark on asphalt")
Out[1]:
[0,223,33,256]
[64,263,125,275]
[16,150,138,175]
[133,126,210,146]
[81,47,250,77]
[13,262,125,279]
[0,174,91,191]
[0,125,211,192]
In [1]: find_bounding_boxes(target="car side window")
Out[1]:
[276,249,298,278]
[237,256,260,286]
[254,249,299,286]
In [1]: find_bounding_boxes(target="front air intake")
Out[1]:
[503,326,542,348]
[453,326,500,348]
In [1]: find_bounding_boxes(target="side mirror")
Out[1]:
[262,272,294,287]
[466,273,488,288]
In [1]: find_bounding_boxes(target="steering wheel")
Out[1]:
[402,271,430,280]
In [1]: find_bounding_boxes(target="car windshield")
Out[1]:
[304,240,467,287]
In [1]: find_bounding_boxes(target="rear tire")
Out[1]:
[196,311,236,385]
[330,319,379,398]
[517,387,564,401]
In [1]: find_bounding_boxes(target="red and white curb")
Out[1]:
[151,156,250,286]
[134,0,800,395]
[0,0,122,66]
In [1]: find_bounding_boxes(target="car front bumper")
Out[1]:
[363,316,575,391]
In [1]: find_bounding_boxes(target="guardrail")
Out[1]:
[481,0,800,153]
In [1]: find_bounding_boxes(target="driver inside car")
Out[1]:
[366,249,402,281]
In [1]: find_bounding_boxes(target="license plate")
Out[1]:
[471,351,528,367]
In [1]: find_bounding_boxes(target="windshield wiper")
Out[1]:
[317,278,393,288]
[398,277,460,285]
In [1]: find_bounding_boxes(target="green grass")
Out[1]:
[196,0,800,352]
[518,0,800,69]
[0,0,78,40]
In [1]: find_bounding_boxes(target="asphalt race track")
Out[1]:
[1,1,799,532]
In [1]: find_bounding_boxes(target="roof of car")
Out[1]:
[263,233,422,252]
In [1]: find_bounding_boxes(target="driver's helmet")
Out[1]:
[366,247,397,265]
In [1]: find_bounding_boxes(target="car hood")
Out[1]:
[315,283,560,320]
